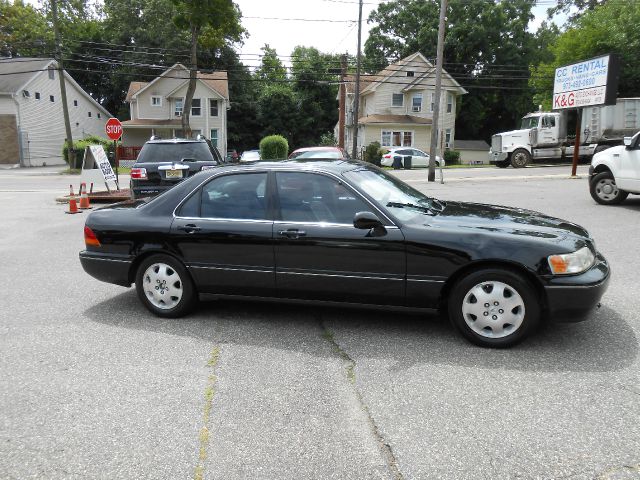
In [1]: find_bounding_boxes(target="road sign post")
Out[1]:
[105,118,123,190]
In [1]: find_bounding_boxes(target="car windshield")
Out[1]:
[520,116,540,129]
[344,168,444,221]
[137,143,215,163]
[242,151,260,160]
[291,150,342,159]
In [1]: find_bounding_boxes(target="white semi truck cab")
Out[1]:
[489,98,640,168]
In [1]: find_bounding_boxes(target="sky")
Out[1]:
[233,0,557,69]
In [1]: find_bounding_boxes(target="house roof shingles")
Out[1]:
[0,57,54,94]
[358,114,432,125]
[125,70,228,102]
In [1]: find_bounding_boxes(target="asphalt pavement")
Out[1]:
[0,164,638,480]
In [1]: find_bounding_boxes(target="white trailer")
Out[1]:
[488,98,640,168]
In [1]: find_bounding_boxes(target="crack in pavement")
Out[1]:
[319,316,404,480]
[194,346,221,480]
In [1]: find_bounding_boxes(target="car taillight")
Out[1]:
[84,226,101,247]
[130,167,147,179]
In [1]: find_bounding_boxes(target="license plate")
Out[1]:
[165,170,183,178]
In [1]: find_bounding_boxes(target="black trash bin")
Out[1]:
[403,155,412,170]
[392,155,403,170]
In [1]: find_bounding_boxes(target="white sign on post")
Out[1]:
[80,145,119,192]
[552,55,618,109]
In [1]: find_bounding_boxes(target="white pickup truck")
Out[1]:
[589,130,640,204]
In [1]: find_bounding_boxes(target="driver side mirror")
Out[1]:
[353,211,387,236]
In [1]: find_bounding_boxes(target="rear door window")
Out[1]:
[200,173,268,220]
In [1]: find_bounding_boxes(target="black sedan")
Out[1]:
[80,160,609,348]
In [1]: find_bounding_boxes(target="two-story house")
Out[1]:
[0,57,112,166]
[123,63,229,156]
[338,52,467,157]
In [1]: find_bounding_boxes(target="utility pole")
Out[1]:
[351,0,363,160]
[428,0,448,182]
[338,54,347,149]
[51,0,75,168]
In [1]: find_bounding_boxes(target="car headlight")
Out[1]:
[548,246,595,275]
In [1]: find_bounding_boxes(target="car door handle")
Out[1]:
[278,229,306,239]
[179,224,201,234]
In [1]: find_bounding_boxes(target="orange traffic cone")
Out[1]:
[66,185,82,214]
[79,182,92,210]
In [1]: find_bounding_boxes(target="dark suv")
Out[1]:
[130,137,223,199]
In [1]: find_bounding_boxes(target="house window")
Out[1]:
[48,67,55,80]
[406,71,414,77]
[209,99,218,117]
[412,94,422,113]
[49,95,54,102]
[191,98,201,116]
[447,93,453,113]
[445,129,452,147]
[430,93,435,112]
[391,93,403,107]
[210,129,218,147]
[381,130,413,147]
[35,92,40,100]
[97,113,101,119]
[174,98,183,117]
[74,100,78,106]
[151,96,162,107]
[88,112,92,117]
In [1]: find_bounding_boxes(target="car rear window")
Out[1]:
[137,143,215,163]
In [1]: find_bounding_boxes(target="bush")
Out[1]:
[444,149,461,165]
[63,135,113,168]
[363,141,381,166]
[259,135,289,160]
[319,132,336,146]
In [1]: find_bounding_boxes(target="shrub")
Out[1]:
[259,135,289,160]
[363,141,381,165]
[444,149,461,165]
[62,135,113,168]
[319,132,336,146]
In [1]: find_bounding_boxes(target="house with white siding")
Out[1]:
[122,64,229,157]
[0,57,112,166]
[338,52,467,157]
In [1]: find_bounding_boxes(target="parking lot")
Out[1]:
[1,164,638,480]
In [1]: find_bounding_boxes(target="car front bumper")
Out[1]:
[79,250,133,287]
[543,253,610,322]
[489,151,508,162]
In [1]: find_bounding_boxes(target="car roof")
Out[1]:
[208,158,366,174]
[291,146,344,153]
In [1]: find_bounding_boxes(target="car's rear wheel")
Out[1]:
[589,171,629,205]
[448,268,540,348]
[135,254,196,317]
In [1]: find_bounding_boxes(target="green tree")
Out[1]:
[0,1,52,57]
[254,44,287,86]
[531,1,640,109]
[364,0,540,140]
[172,0,244,136]
[256,84,299,144]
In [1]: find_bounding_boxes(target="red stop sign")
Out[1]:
[105,118,123,141]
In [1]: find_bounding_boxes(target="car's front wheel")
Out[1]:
[510,149,531,168]
[448,268,540,348]
[589,171,629,205]
[135,254,197,317]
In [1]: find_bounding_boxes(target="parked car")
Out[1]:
[240,149,261,162]
[589,130,640,205]
[129,137,223,199]
[81,160,609,348]
[226,149,239,163]
[380,147,444,168]
[289,146,350,159]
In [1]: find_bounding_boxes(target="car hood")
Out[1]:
[425,201,590,242]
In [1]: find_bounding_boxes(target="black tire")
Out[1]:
[447,268,541,348]
[495,160,510,168]
[589,171,629,205]
[510,149,531,168]
[135,254,197,317]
